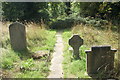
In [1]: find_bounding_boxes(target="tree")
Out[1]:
[65,2,71,15]
[2,2,49,23]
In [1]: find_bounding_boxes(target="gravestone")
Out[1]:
[69,35,83,59]
[85,46,117,77]
[9,22,27,51]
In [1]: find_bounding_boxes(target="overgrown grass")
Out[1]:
[26,23,56,52]
[72,24,118,49]
[1,22,56,78]
[62,24,118,78]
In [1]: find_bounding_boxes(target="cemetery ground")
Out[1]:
[1,22,119,78]
[1,22,56,78]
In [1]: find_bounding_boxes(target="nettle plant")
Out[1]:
[20,58,34,72]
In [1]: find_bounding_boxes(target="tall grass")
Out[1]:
[72,24,118,49]
[26,23,56,52]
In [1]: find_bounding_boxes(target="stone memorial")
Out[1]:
[9,22,27,51]
[85,46,117,77]
[69,34,83,59]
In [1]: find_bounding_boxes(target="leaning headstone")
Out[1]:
[69,35,83,59]
[85,46,117,77]
[9,22,27,51]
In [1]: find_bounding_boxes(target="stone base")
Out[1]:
[88,73,114,78]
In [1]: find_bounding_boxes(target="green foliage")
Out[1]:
[50,15,110,29]
[1,49,20,69]
[2,2,25,21]
[69,60,86,76]
[47,2,66,19]
[79,2,120,25]
[71,2,80,17]
[62,30,72,42]
[0,1,3,20]
[62,45,89,78]
[50,19,74,29]
[79,2,101,17]
[98,2,120,20]
[16,71,45,78]
[15,61,50,78]
[2,2,119,27]
[2,2,49,23]
[2,58,13,69]
[80,45,88,59]
[20,58,34,71]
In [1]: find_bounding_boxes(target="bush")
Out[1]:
[49,16,109,29]
[75,16,108,27]
[50,19,74,29]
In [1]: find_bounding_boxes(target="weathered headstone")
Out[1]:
[9,22,27,51]
[85,46,117,77]
[69,35,83,59]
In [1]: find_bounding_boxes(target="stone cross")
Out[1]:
[9,22,27,51]
[69,35,83,59]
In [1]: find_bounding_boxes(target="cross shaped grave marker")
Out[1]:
[69,34,83,59]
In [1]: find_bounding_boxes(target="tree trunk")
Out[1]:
[65,2,71,15]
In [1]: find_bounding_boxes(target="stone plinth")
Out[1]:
[85,46,117,77]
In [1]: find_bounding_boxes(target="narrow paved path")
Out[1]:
[47,31,64,78]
